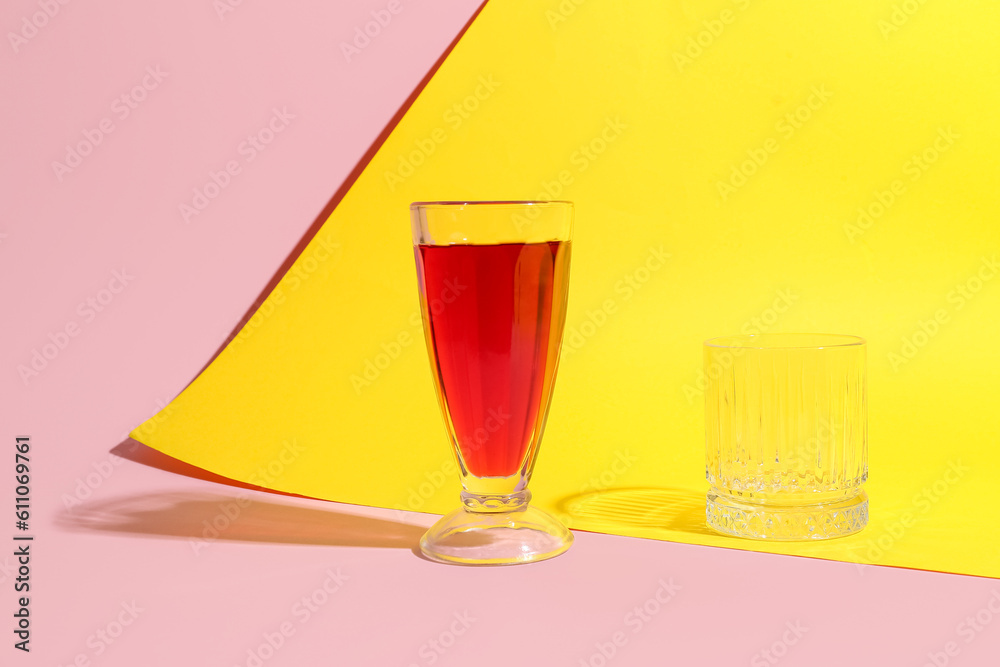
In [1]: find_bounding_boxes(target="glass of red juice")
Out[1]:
[410,200,574,565]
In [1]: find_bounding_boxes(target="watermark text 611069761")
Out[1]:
[13,436,34,652]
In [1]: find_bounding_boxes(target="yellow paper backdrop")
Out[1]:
[133,0,1000,577]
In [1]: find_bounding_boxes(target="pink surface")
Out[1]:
[23,453,1000,666]
[3,0,1000,664]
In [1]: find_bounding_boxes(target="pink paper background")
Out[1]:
[3,0,999,664]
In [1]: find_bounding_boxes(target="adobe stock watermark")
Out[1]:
[682,289,798,404]
[673,0,754,73]
[340,0,405,62]
[384,75,500,191]
[51,66,168,182]
[562,246,669,356]
[512,116,627,234]
[750,621,809,666]
[918,590,1000,667]
[579,450,638,495]
[546,0,589,30]
[235,568,349,667]
[887,255,997,372]
[7,0,72,54]
[853,459,969,573]
[717,85,833,202]
[121,397,174,442]
[550,450,640,530]
[394,457,457,521]
[55,601,144,667]
[393,407,510,519]
[224,234,341,352]
[878,0,932,40]
[17,268,135,385]
[799,416,838,461]
[844,126,959,243]
[179,106,294,222]
[406,611,476,667]
[60,398,174,511]
[350,277,467,394]
[1,555,21,585]
[578,578,681,667]
[457,407,512,460]
[213,0,255,22]
[189,438,305,556]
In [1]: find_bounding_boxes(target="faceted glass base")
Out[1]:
[707,490,868,541]
[419,505,574,566]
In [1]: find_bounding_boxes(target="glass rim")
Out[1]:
[410,200,573,209]
[704,333,866,350]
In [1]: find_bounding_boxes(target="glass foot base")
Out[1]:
[707,490,868,541]
[419,505,573,565]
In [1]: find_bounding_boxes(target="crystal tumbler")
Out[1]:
[704,333,868,540]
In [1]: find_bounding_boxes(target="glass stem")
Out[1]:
[461,489,531,513]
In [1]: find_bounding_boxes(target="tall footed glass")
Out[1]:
[410,201,574,565]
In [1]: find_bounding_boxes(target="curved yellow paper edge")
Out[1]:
[133,0,1000,578]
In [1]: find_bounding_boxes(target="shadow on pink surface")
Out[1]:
[57,490,425,550]
[56,439,425,549]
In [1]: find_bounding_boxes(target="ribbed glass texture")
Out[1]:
[704,334,868,539]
